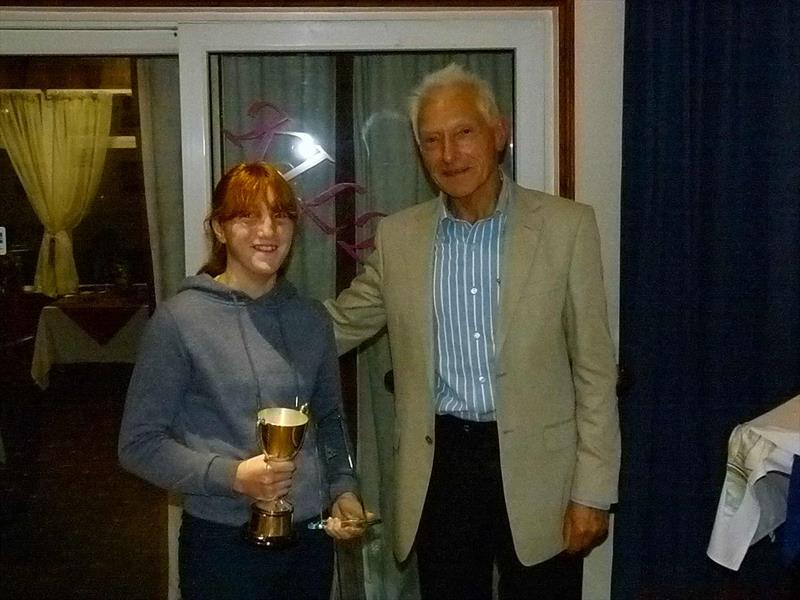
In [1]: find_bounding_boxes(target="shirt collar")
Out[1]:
[437,170,510,224]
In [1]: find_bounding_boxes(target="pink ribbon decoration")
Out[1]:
[223,102,291,162]
[224,100,386,263]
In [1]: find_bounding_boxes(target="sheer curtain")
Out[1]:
[136,57,185,303]
[0,90,111,296]
[136,57,185,600]
[352,52,514,600]
[214,54,337,302]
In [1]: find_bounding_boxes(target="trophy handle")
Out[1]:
[292,426,305,448]
[256,417,267,455]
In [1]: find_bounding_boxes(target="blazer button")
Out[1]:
[425,435,433,445]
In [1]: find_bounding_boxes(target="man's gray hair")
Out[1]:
[408,63,502,144]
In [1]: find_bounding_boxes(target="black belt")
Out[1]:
[433,414,500,461]
[435,414,497,436]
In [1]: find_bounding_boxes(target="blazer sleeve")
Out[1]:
[563,206,621,507]
[324,220,389,355]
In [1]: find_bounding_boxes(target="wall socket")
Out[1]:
[0,226,6,255]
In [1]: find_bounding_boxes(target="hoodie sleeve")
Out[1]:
[118,305,239,497]
[311,309,360,502]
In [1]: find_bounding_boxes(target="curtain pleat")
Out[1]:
[136,58,185,303]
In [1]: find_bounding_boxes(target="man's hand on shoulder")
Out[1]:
[562,501,609,556]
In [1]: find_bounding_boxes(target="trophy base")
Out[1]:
[245,529,297,548]
[245,501,296,548]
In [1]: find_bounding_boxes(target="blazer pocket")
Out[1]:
[543,418,577,451]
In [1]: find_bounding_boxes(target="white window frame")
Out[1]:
[1,8,557,275]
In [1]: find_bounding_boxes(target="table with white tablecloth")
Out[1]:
[31,293,149,389]
[707,395,800,570]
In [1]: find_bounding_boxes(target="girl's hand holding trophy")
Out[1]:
[233,454,295,501]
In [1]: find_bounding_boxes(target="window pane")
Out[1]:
[0,53,182,600]
[209,50,514,300]
[0,55,184,301]
[212,53,337,301]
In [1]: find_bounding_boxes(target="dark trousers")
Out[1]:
[415,415,583,600]
[179,512,334,600]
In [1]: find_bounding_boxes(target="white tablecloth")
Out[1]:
[707,395,800,570]
[31,303,149,389]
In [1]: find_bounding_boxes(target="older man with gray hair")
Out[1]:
[326,63,620,599]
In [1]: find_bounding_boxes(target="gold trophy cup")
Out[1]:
[245,406,309,547]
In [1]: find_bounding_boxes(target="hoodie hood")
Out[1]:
[179,273,298,307]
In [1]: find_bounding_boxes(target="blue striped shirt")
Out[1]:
[432,178,510,422]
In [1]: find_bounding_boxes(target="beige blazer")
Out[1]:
[326,182,620,566]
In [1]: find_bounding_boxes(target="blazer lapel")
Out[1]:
[402,199,440,391]
[496,186,544,355]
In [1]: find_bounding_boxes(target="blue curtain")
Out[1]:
[614,2,800,598]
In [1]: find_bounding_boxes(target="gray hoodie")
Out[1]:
[118,274,357,526]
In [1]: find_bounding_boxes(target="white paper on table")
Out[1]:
[707,395,800,570]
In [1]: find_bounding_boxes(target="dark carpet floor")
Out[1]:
[0,364,167,600]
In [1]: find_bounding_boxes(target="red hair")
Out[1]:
[200,162,299,276]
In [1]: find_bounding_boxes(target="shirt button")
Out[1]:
[425,435,433,445]
[478,376,486,383]
[473,332,481,339]
[470,287,478,295]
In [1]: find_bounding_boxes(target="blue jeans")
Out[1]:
[179,512,334,600]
